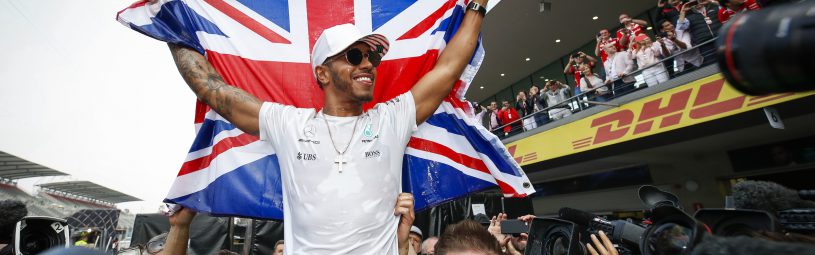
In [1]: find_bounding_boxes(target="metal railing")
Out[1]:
[489,38,719,138]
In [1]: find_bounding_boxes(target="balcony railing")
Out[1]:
[489,38,719,139]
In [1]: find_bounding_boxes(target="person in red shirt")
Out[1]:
[616,13,649,50]
[497,101,520,136]
[595,29,622,63]
[717,0,761,23]
[563,51,598,87]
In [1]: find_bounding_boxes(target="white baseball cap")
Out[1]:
[410,226,423,238]
[310,23,390,79]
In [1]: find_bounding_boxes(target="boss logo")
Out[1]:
[364,150,381,159]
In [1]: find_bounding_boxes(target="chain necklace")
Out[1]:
[321,111,360,173]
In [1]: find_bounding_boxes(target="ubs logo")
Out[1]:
[364,150,381,159]
[297,152,317,161]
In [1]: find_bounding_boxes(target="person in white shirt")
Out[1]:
[671,10,704,72]
[630,34,671,87]
[578,64,611,103]
[543,81,572,120]
[157,0,490,254]
[603,44,636,97]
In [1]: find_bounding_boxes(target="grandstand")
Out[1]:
[0,150,141,246]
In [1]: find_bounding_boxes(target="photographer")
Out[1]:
[616,13,649,50]
[659,19,702,73]
[595,29,622,63]
[564,52,598,88]
[678,0,722,64]
[487,213,527,255]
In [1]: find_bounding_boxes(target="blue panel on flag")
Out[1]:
[167,155,284,219]
[371,0,417,31]
[235,0,290,32]
[403,155,496,210]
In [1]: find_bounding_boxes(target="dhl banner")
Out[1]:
[505,74,814,166]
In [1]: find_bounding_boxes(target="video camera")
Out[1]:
[12,216,71,255]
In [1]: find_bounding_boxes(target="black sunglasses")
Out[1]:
[336,48,382,67]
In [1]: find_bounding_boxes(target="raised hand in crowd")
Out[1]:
[586,230,619,255]
[394,193,415,255]
[159,206,197,255]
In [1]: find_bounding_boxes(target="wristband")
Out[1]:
[467,2,487,16]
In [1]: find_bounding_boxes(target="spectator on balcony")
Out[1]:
[544,81,573,120]
[717,0,761,23]
[564,52,598,89]
[515,91,536,131]
[617,13,649,50]
[679,0,722,64]
[480,101,501,132]
[579,64,611,103]
[630,34,671,87]
[528,85,550,127]
[498,101,521,137]
[595,29,623,63]
[603,44,636,97]
[660,19,702,73]
[656,0,686,25]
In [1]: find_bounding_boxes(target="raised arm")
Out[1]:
[168,44,262,135]
[410,0,486,124]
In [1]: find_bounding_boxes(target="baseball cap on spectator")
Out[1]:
[310,23,390,79]
[410,226,423,239]
[634,34,649,42]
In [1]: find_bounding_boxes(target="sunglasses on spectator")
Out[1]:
[330,48,382,67]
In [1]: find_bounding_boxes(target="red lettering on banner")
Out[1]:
[506,145,523,163]
[689,80,745,119]
[591,110,634,144]
[633,89,693,134]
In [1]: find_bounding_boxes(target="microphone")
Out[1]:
[732,181,815,214]
[558,207,645,247]
[0,200,27,239]
[690,235,815,255]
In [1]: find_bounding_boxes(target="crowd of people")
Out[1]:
[477,0,762,138]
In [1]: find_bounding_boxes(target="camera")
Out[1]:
[716,0,815,95]
[694,209,778,237]
[526,218,584,255]
[13,216,70,255]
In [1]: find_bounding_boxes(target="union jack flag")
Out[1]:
[117,0,534,219]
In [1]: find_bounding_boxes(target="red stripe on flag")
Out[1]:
[408,137,516,193]
[305,0,355,49]
[178,133,258,176]
[398,0,457,40]
[204,0,291,44]
[116,0,148,17]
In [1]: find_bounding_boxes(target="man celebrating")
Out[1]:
[163,0,489,254]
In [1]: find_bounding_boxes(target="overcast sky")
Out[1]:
[1,0,195,213]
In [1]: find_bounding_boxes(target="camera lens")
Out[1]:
[20,230,56,255]
[646,223,692,255]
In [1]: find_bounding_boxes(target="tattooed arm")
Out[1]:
[168,43,262,135]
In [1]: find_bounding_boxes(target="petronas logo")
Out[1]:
[363,123,374,138]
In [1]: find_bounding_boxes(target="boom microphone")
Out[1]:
[558,207,645,247]
[732,181,815,214]
[0,200,27,239]
[690,235,815,255]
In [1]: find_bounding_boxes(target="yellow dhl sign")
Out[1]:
[505,74,814,166]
